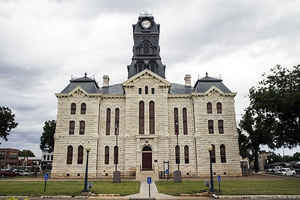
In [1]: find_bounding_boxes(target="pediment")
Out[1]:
[123,69,170,87]
[68,86,89,98]
[204,86,226,97]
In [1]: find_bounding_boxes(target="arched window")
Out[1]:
[217,102,222,114]
[151,88,155,94]
[208,120,214,134]
[184,145,189,164]
[149,101,155,134]
[175,145,180,164]
[218,120,224,134]
[105,146,109,164]
[138,88,142,94]
[139,101,144,134]
[143,40,150,54]
[67,146,73,164]
[183,108,188,135]
[174,108,179,135]
[81,103,86,114]
[115,108,120,135]
[77,145,83,164]
[79,121,85,135]
[114,146,118,164]
[210,144,216,163]
[69,121,75,135]
[106,108,111,135]
[207,102,212,114]
[145,86,148,94]
[220,144,226,163]
[71,103,76,114]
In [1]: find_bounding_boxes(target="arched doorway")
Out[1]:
[142,146,152,170]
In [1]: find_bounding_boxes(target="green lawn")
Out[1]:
[156,178,300,196]
[0,181,140,196]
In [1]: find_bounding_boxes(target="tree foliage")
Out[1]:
[19,150,35,157]
[40,120,56,153]
[0,106,18,144]
[249,65,300,148]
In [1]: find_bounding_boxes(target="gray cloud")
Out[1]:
[0,0,299,156]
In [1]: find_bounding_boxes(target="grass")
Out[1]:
[0,181,140,196]
[156,178,300,196]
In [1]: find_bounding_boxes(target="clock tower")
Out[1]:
[127,13,166,79]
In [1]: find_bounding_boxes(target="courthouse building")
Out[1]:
[52,14,242,179]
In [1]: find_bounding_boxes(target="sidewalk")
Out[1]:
[126,181,175,199]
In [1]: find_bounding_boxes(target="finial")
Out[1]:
[84,72,87,78]
[205,72,208,77]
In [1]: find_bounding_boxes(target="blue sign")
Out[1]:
[44,173,48,181]
[217,175,221,183]
[165,169,169,174]
[147,177,152,184]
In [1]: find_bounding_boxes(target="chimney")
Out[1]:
[184,74,191,87]
[103,75,109,87]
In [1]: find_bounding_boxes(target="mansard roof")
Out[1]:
[101,84,124,95]
[169,83,193,94]
[60,75,100,94]
[193,74,232,93]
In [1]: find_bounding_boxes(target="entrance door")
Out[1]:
[142,152,152,170]
[142,146,152,170]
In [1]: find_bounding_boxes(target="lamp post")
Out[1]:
[176,121,179,171]
[173,121,181,182]
[208,145,214,193]
[113,126,121,183]
[82,147,91,193]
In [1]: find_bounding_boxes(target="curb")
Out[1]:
[214,195,300,199]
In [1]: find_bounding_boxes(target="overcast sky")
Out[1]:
[0,0,299,158]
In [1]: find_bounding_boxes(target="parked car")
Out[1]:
[273,166,282,174]
[286,168,296,176]
[266,168,274,173]
[0,169,16,177]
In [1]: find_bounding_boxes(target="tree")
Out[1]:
[0,106,18,144]
[238,128,251,159]
[40,120,56,153]
[249,65,300,148]
[293,152,300,161]
[239,107,274,172]
[19,150,35,157]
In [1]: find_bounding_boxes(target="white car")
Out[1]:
[280,168,296,176]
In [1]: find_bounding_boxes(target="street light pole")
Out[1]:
[82,147,91,193]
[208,146,214,193]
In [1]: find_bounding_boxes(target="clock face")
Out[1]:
[141,20,151,29]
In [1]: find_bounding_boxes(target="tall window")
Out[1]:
[79,121,85,135]
[220,144,226,163]
[208,120,214,134]
[207,102,212,114]
[174,108,179,135]
[149,101,155,134]
[69,121,75,135]
[106,108,111,135]
[175,145,180,164]
[81,103,86,114]
[145,86,148,94]
[114,146,118,164]
[77,145,83,164]
[67,146,73,164]
[184,145,189,164]
[138,88,142,94]
[115,108,120,135]
[71,103,76,114]
[183,108,188,135]
[151,88,155,94]
[139,101,144,134]
[105,146,109,164]
[218,120,224,134]
[217,102,222,114]
[210,144,216,163]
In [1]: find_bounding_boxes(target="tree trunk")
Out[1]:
[254,149,259,173]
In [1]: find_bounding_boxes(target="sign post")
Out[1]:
[147,177,152,198]
[217,175,221,193]
[44,173,49,192]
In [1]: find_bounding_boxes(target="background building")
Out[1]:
[0,148,20,169]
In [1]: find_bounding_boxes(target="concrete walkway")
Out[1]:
[127,181,175,199]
